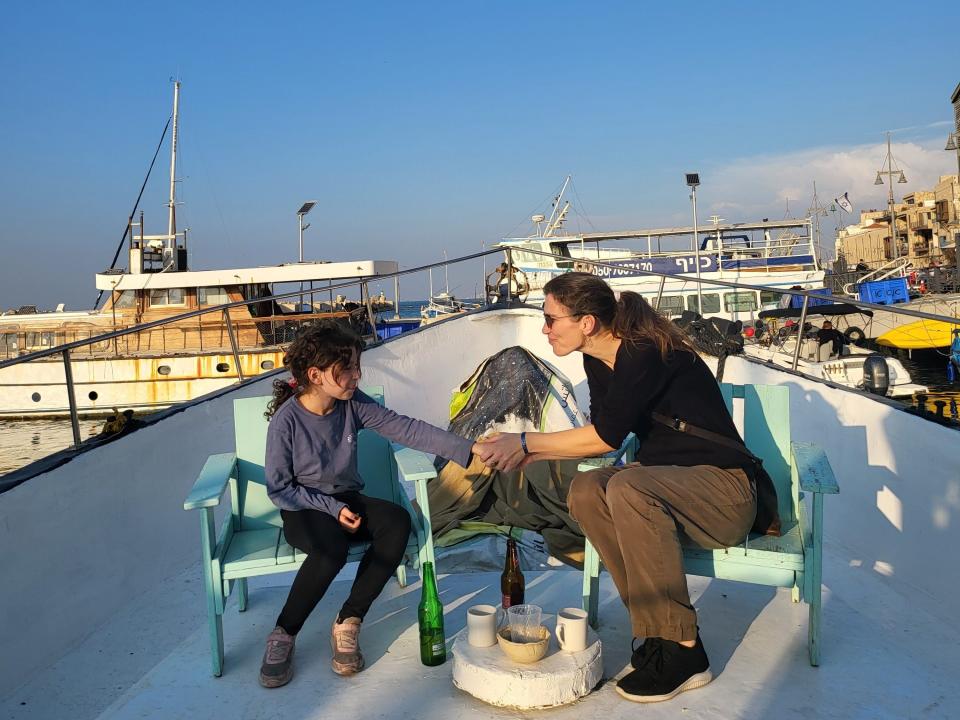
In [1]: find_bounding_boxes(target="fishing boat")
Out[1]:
[2,264,959,717]
[0,82,398,418]
[494,177,826,322]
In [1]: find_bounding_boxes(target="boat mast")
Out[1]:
[166,81,180,262]
[544,175,571,237]
[808,181,828,264]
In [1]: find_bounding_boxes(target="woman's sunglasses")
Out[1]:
[542,312,580,328]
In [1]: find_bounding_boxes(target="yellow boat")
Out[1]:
[876,319,959,349]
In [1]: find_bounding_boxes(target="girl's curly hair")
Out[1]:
[265,319,364,418]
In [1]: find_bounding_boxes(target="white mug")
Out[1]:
[555,607,588,652]
[467,604,505,648]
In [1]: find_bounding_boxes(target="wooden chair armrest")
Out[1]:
[183,453,237,510]
[391,443,437,567]
[791,442,839,495]
[577,433,637,472]
[391,444,439,483]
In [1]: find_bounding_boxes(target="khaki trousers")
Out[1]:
[568,463,756,642]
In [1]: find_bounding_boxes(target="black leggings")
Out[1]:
[276,492,412,635]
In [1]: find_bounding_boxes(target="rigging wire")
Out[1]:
[568,177,599,232]
[498,177,571,239]
[92,115,173,309]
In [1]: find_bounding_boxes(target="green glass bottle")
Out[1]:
[418,561,446,666]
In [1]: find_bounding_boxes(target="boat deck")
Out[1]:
[3,542,957,720]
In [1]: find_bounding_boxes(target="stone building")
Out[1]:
[835,175,958,269]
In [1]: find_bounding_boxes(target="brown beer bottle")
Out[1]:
[501,535,525,609]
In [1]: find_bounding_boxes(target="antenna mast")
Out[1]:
[167,80,180,255]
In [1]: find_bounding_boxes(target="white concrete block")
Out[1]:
[451,624,602,709]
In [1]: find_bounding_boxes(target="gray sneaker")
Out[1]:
[331,617,365,675]
[259,626,295,688]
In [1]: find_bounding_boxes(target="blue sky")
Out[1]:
[1,1,958,309]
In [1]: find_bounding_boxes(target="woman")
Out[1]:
[476,273,760,704]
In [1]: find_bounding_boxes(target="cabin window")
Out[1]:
[759,290,781,307]
[1,333,18,352]
[261,360,275,370]
[216,362,230,373]
[149,288,185,306]
[723,292,758,312]
[687,293,720,314]
[31,392,41,402]
[113,291,137,309]
[88,391,98,401]
[549,243,574,269]
[156,365,172,376]
[24,332,53,348]
[657,296,685,317]
[198,286,230,307]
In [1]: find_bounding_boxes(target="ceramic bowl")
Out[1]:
[497,625,550,663]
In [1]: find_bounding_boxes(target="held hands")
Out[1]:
[473,432,528,473]
[338,506,362,534]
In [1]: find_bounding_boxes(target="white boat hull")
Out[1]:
[742,342,926,398]
[0,349,285,418]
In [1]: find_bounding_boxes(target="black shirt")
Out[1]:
[584,340,750,471]
[816,328,846,346]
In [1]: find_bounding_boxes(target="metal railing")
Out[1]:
[1,244,958,461]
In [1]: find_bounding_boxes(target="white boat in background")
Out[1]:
[495,177,826,322]
[419,292,481,325]
[739,304,927,398]
[742,333,927,398]
[420,256,481,325]
[0,82,398,419]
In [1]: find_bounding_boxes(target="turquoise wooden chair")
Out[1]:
[579,383,839,666]
[183,388,439,676]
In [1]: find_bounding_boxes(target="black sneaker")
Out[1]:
[630,636,660,669]
[259,626,295,688]
[616,634,712,703]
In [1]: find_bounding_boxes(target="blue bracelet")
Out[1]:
[520,431,529,455]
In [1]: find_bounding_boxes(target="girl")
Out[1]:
[476,273,771,704]
[260,319,478,687]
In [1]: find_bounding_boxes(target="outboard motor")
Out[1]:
[862,355,889,396]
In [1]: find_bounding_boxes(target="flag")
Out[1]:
[835,192,853,214]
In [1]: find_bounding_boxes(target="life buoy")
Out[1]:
[844,326,866,346]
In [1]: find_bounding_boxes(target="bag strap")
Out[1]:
[650,412,762,465]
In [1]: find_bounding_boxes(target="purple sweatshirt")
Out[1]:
[265,390,473,518]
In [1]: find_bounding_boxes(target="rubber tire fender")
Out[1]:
[844,326,866,346]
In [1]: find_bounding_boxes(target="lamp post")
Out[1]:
[947,131,960,177]
[946,132,960,269]
[297,201,317,311]
[686,173,703,314]
[874,132,907,260]
[297,201,317,263]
